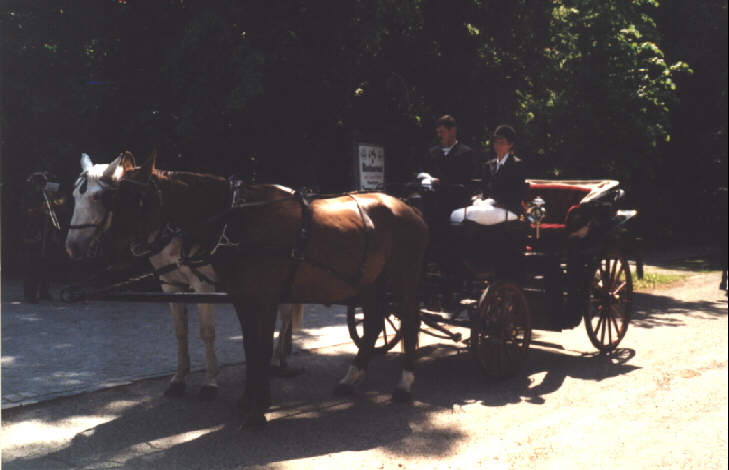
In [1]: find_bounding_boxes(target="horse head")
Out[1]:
[65,150,158,260]
[105,150,164,250]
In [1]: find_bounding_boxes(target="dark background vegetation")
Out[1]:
[1,0,727,273]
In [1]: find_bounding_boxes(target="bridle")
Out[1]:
[67,173,117,256]
[68,171,159,256]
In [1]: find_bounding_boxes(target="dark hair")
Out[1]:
[435,114,458,129]
[493,124,516,144]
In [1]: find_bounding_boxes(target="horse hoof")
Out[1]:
[392,388,412,403]
[164,382,186,397]
[333,383,355,396]
[198,385,219,401]
[239,413,267,430]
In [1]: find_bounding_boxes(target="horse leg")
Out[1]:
[197,303,220,401]
[165,302,190,397]
[272,303,304,377]
[233,299,278,428]
[334,283,385,396]
[392,289,421,403]
[389,238,426,403]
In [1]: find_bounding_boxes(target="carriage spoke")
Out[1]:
[593,313,604,337]
[609,311,621,338]
[474,283,531,377]
[609,258,619,290]
[610,303,626,323]
[607,321,613,344]
[503,338,515,363]
[600,261,609,287]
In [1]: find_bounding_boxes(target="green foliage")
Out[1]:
[1,0,726,270]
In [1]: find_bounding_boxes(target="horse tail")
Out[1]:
[279,303,304,332]
[291,303,304,331]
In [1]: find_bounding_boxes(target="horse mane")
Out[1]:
[140,169,229,234]
[152,169,226,189]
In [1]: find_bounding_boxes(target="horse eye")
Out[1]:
[79,180,87,194]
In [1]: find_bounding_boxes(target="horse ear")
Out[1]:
[138,150,156,182]
[120,151,136,170]
[81,153,93,171]
[102,155,123,181]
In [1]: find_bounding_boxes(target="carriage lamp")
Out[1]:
[526,196,547,239]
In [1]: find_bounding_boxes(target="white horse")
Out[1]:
[66,153,304,400]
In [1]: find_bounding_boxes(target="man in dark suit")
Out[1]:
[419,115,478,221]
[421,114,476,189]
[417,115,479,306]
[483,124,528,215]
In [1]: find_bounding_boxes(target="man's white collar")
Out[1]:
[442,140,458,156]
[497,153,510,168]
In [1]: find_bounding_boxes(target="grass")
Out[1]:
[632,270,689,291]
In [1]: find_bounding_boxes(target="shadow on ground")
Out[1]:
[10,269,728,468]
[632,291,727,329]
[2,334,639,469]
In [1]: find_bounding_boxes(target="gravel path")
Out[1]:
[2,271,726,470]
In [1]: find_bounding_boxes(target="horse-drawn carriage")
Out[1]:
[63,151,638,425]
[347,179,638,377]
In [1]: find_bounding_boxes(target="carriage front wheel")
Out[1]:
[583,255,633,353]
[471,282,531,378]
[347,305,403,354]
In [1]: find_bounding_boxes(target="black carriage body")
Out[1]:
[430,179,637,331]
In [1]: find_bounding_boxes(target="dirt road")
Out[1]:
[2,271,727,470]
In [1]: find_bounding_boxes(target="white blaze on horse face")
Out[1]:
[65,158,125,259]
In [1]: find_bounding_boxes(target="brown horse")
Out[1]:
[75,151,428,427]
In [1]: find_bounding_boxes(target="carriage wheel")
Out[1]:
[583,256,633,353]
[471,282,531,378]
[347,305,403,354]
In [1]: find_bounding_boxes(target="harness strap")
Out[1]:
[130,224,181,258]
[281,191,314,299]
[182,257,219,288]
[349,194,373,286]
[277,191,373,298]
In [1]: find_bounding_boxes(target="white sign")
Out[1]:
[357,143,385,190]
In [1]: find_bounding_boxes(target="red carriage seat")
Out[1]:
[526,183,592,231]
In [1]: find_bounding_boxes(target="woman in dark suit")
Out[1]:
[483,124,528,215]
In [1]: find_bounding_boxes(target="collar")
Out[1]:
[441,140,458,156]
[496,153,510,168]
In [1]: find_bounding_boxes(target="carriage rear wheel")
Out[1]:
[471,282,531,378]
[583,255,633,353]
[347,305,403,354]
